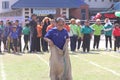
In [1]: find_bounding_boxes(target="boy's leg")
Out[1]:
[105,36,108,49]
[18,36,21,52]
[0,39,1,53]
[109,36,112,49]
[96,36,100,49]
[87,36,91,52]
[77,38,81,50]
[93,35,97,49]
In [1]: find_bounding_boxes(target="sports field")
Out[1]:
[0,50,120,80]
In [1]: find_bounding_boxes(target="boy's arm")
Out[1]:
[44,37,54,47]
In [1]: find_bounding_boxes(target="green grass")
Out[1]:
[0,51,120,80]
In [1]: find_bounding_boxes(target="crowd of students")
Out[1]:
[0,14,120,54]
[69,18,120,53]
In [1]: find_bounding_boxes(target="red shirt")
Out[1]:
[113,27,120,36]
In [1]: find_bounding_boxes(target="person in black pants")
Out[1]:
[81,20,93,53]
[15,20,22,52]
[91,19,103,50]
[41,17,50,52]
[22,22,30,52]
[93,35,100,49]
[29,14,37,53]
[113,23,120,52]
[36,22,42,52]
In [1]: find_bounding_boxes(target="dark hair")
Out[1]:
[15,20,19,23]
[8,22,12,26]
[31,14,37,18]
[55,17,65,23]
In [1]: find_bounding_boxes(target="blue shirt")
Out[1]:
[81,26,93,34]
[3,26,10,37]
[45,27,69,50]
[16,26,22,36]
[10,31,18,39]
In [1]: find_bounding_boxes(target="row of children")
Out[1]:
[0,20,22,54]
[69,18,120,53]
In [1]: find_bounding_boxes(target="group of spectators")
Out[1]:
[0,14,120,54]
[69,18,120,53]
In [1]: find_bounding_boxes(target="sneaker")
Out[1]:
[105,48,108,51]
[92,48,95,51]
[109,48,112,51]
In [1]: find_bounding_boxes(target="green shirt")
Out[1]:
[22,26,30,35]
[81,26,93,34]
[76,25,82,38]
[91,24,103,36]
[69,24,78,36]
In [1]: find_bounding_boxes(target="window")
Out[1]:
[81,9,86,20]
[89,0,91,2]
[113,0,120,2]
[109,0,112,2]
[102,0,104,2]
[2,1,9,9]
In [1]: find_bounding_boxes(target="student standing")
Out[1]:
[76,19,82,50]
[46,19,56,32]
[81,20,93,53]
[22,22,30,52]
[41,17,50,52]
[0,21,4,53]
[15,20,22,52]
[69,18,78,52]
[10,25,18,54]
[3,22,11,52]
[29,14,37,53]
[36,22,43,53]
[104,18,113,51]
[91,19,103,50]
[113,23,120,52]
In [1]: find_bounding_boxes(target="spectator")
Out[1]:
[9,24,18,54]
[22,21,30,52]
[36,22,43,53]
[76,19,82,51]
[46,19,56,32]
[0,21,4,53]
[3,21,12,52]
[41,17,51,52]
[15,20,22,52]
[113,23,120,52]
[104,18,113,51]
[91,19,104,50]
[69,18,78,52]
[81,20,93,53]
[29,14,37,53]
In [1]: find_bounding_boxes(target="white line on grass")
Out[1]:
[36,54,49,66]
[101,52,120,59]
[0,55,6,80]
[108,54,120,59]
[73,55,120,76]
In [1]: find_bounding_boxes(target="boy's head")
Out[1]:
[15,20,19,26]
[12,24,17,32]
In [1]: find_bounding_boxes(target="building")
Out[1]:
[0,0,89,23]
[84,0,120,17]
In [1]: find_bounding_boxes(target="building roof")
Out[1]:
[11,0,87,9]
[114,2,120,10]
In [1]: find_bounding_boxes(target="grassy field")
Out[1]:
[0,50,120,80]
